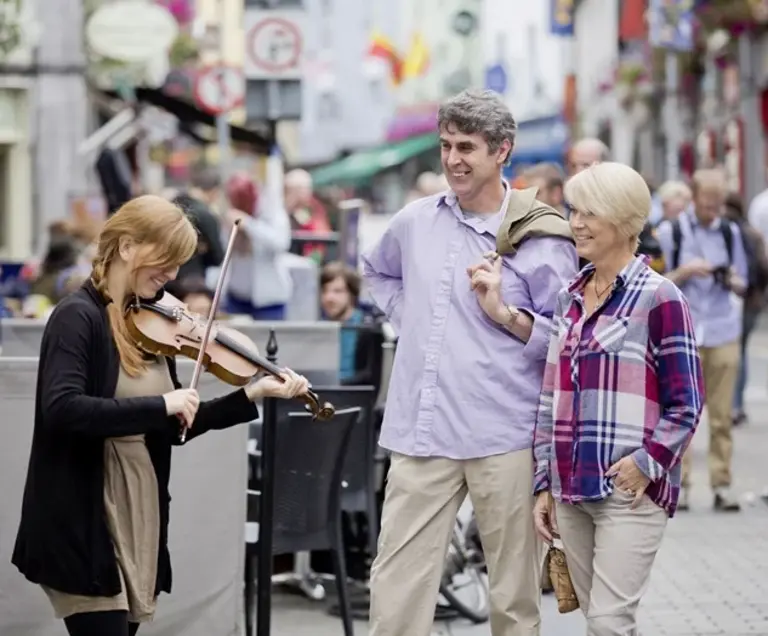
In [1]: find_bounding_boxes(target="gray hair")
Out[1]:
[572,138,611,162]
[437,90,517,165]
[191,166,221,192]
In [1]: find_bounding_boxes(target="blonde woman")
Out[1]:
[532,163,704,634]
[12,195,308,636]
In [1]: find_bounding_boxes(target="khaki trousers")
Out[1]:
[681,341,740,489]
[369,449,543,636]
[555,491,668,636]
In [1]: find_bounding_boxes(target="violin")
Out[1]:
[124,219,335,442]
[125,293,335,418]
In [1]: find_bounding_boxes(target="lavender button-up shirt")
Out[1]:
[362,190,578,459]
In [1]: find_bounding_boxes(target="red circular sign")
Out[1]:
[246,17,302,73]
[193,65,244,115]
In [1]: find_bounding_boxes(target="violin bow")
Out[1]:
[179,218,242,443]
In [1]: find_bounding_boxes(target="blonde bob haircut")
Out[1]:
[564,161,651,247]
[91,195,198,377]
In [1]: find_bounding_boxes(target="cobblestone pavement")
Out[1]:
[268,339,768,636]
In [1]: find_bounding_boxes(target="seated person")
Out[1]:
[319,261,383,386]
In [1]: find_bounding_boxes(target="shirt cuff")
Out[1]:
[631,448,665,482]
[533,471,550,496]
[520,309,551,362]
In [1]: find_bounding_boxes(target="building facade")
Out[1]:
[0,0,90,258]
[33,0,91,251]
[0,0,35,258]
[482,0,565,122]
[291,0,398,164]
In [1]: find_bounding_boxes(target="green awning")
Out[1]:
[310,133,439,187]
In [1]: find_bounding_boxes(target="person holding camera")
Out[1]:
[657,169,748,512]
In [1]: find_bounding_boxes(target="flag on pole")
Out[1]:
[367,30,403,85]
[402,32,429,80]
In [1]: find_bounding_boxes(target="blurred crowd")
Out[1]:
[1,166,340,321]
[0,165,390,386]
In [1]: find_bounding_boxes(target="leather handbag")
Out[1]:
[547,543,579,614]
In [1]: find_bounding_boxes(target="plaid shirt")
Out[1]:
[533,256,704,516]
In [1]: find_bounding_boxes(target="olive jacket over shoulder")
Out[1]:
[11,279,259,598]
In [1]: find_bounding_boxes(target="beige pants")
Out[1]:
[369,449,543,636]
[681,342,739,489]
[555,490,667,636]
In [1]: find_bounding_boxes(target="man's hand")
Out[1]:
[727,267,747,296]
[682,258,713,278]
[467,252,508,324]
[533,491,557,543]
[606,456,651,509]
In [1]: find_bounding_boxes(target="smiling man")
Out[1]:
[363,90,578,636]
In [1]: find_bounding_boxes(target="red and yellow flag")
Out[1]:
[367,30,403,85]
[402,32,429,80]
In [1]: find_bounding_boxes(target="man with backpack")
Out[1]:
[723,193,768,426]
[656,169,749,512]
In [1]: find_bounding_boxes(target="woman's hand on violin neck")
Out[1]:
[245,370,310,402]
[163,388,200,428]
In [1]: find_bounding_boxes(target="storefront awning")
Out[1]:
[503,114,569,175]
[310,133,439,187]
[99,87,273,153]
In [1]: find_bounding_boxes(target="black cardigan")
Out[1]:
[11,279,259,597]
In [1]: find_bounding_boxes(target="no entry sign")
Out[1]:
[244,10,305,80]
[194,65,245,115]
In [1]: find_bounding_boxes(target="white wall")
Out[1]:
[397,0,484,106]
[482,0,565,122]
[574,0,619,137]
[31,0,89,253]
[293,0,398,164]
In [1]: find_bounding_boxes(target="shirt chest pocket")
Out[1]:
[586,315,630,354]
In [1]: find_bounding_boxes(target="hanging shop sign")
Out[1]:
[86,0,179,63]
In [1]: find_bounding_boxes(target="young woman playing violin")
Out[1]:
[11,195,309,636]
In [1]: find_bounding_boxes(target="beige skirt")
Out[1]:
[43,435,160,622]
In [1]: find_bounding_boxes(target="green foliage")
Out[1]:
[168,31,198,67]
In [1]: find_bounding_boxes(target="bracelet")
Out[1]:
[504,304,520,327]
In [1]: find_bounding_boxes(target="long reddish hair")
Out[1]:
[92,195,197,376]
[226,172,259,216]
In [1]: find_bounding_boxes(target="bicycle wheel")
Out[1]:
[438,519,490,624]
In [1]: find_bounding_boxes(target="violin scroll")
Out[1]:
[299,390,335,421]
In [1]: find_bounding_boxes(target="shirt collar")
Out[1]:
[567,254,650,296]
[685,206,722,231]
[438,180,511,238]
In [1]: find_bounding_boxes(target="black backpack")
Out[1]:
[670,218,768,293]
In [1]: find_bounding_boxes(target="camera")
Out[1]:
[712,265,730,288]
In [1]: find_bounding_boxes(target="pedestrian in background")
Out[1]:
[656,169,748,511]
[220,172,292,320]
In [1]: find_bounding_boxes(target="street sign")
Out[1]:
[194,65,245,115]
[648,0,694,52]
[485,63,508,95]
[244,10,305,80]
